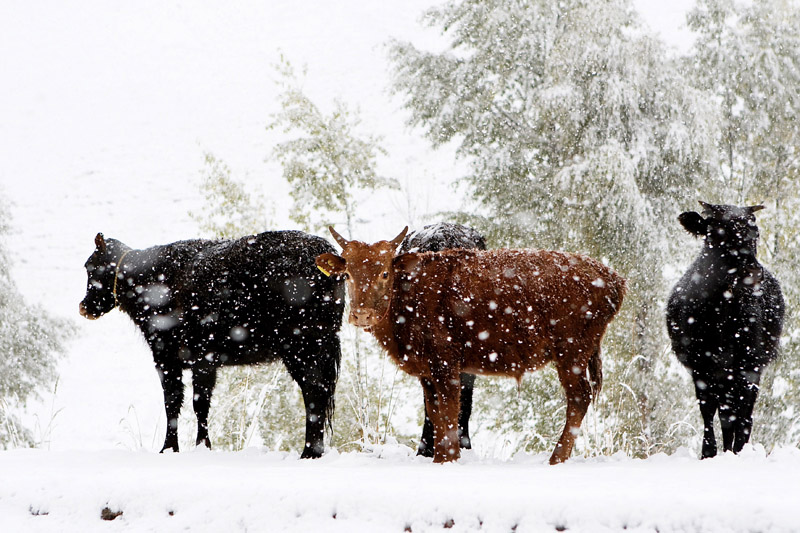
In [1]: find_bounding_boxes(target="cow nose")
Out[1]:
[350,308,374,324]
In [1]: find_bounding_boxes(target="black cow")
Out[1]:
[399,222,486,457]
[667,202,784,458]
[80,231,344,458]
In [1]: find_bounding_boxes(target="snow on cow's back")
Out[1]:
[404,248,626,323]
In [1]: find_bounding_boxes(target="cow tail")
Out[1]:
[322,332,341,433]
[605,273,627,317]
[588,348,602,402]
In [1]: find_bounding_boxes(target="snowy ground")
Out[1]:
[3,445,800,532]
[5,1,793,532]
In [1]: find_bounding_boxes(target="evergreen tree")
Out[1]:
[0,198,71,448]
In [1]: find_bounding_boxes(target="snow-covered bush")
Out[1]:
[0,197,71,448]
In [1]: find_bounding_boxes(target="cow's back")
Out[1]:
[182,231,344,364]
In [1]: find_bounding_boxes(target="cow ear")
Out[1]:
[95,232,107,252]
[393,253,421,275]
[678,212,707,236]
[316,253,346,277]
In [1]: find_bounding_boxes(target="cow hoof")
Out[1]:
[416,443,434,458]
[300,447,323,459]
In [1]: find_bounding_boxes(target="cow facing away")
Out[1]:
[81,231,344,458]
[400,222,487,457]
[667,202,784,459]
[316,227,626,463]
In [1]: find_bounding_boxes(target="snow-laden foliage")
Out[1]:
[389,0,722,457]
[268,57,398,235]
[0,198,71,448]
[188,152,271,240]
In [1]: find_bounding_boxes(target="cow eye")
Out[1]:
[382,271,389,279]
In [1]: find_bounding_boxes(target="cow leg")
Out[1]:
[417,377,436,457]
[284,337,339,459]
[693,371,718,459]
[429,365,462,463]
[192,365,217,449]
[732,369,762,453]
[156,363,184,453]
[551,357,592,465]
[718,370,736,453]
[297,382,329,459]
[418,372,474,456]
[458,373,476,449]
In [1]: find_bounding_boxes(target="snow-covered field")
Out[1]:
[3,445,800,532]
[4,1,799,532]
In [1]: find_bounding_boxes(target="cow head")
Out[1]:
[679,201,764,256]
[79,233,125,319]
[316,227,416,328]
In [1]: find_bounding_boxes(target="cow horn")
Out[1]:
[389,226,409,248]
[328,226,349,248]
[749,204,765,213]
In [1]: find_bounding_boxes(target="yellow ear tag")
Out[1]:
[317,265,331,277]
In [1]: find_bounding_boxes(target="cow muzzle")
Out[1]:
[349,308,380,328]
[79,301,99,320]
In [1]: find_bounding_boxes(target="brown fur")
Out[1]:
[318,232,626,464]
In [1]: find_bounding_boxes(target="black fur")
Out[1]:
[666,203,784,458]
[81,231,344,458]
[400,223,486,457]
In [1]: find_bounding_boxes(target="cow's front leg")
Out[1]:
[419,373,475,456]
[458,373,476,449]
[156,362,184,453]
[417,377,437,457]
[693,371,719,459]
[429,365,462,463]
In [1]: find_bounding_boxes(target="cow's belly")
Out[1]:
[462,343,552,378]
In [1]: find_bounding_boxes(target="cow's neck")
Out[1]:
[362,291,401,358]
[701,244,759,267]
[115,248,170,321]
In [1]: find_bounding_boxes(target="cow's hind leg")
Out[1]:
[192,365,218,448]
[551,354,593,465]
[285,336,340,459]
[156,362,184,453]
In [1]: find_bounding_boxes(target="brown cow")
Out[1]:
[316,227,626,464]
